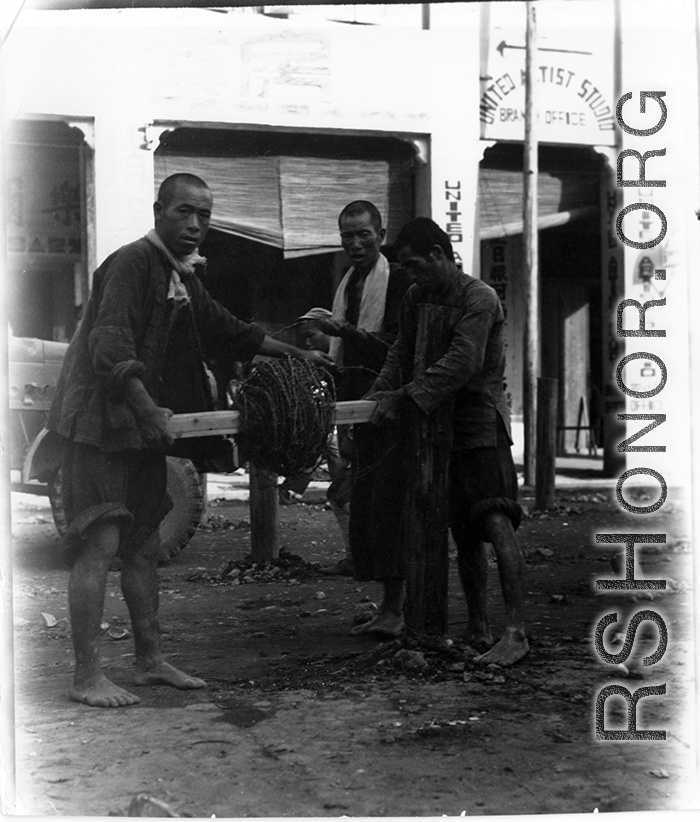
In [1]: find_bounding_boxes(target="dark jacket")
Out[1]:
[48,237,265,452]
[336,263,412,401]
[372,271,512,450]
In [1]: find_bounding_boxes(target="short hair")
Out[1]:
[157,173,210,207]
[395,217,455,262]
[338,200,383,232]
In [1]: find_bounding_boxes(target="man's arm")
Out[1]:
[403,308,496,416]
[123,376,173,447]
[257,335,334,368]
[368,289,499,424]
[187,273,334,369]
[313,317,390,366]
[367,289,418,394]
[314,265,412,364]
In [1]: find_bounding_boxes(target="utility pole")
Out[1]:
[523,0,539,486]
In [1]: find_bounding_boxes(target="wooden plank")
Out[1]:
[9,401,52,412]
[402,304,457,636]
[169,400,377,439]
[169,410,240,438]
[168,400,375,564]
[333,399,376,425]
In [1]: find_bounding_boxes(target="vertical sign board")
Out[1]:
[481,235,525,447]
[428,12,482,276]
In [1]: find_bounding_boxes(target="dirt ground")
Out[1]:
[8,473,698,818]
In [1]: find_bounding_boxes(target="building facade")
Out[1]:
[2,1,697,481]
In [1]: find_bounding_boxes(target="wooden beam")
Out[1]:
[402,304,455,636]
[169,400,377,439]
[535,377,558,510]
[169,410,241,439]
[333,399,377,425]
[479,205,598,241]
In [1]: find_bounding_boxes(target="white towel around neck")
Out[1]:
[329,253,390,365]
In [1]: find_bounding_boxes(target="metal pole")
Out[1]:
[523,0,539,486]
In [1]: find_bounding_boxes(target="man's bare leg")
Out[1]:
[475,513,528,667]
[351,577,405,638]
[320,504,354,575]
[121,533,206,690]
[68,522,141,707]
[456,537,494,651]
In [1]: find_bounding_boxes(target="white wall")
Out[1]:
[3,8,482,266]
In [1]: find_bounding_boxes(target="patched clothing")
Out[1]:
[48,237,265,452]
[60,441,171,565]
[48,236,266,557]
[351,269,521,582]
[372,272,512,450]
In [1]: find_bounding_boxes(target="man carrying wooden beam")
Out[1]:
[354,218,528,667]
[47,173,333,708]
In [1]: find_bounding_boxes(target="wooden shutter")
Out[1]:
[155,153,390,257]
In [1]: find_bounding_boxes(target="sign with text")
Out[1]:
[479,2,616,146]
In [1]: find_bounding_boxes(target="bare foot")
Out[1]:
[465,623,494,654]
[350,612,404,639]
[70,675,141,708]
[475,628,529,667]
[133,660,206,689]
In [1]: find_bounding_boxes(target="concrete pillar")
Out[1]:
[93,116,155,265]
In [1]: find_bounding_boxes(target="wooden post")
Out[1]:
[198,472,209,526]
[523,0,539,486]
[535,378,558,510]
[248,463,279,563]
[402,305,456,635]
[168,402,376,565]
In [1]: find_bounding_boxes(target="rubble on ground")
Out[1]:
[185,548,322,585]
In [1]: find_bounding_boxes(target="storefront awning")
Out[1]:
[478,161,600,240]
[155,153,389,259]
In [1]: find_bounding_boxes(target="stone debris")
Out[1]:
[394,649,429,671]
[353,602,378,625]
[128,793,180,817]
[197,514,250,532]
[647,769,670,779]
[186,548,322,585]
[340,634,508,683]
